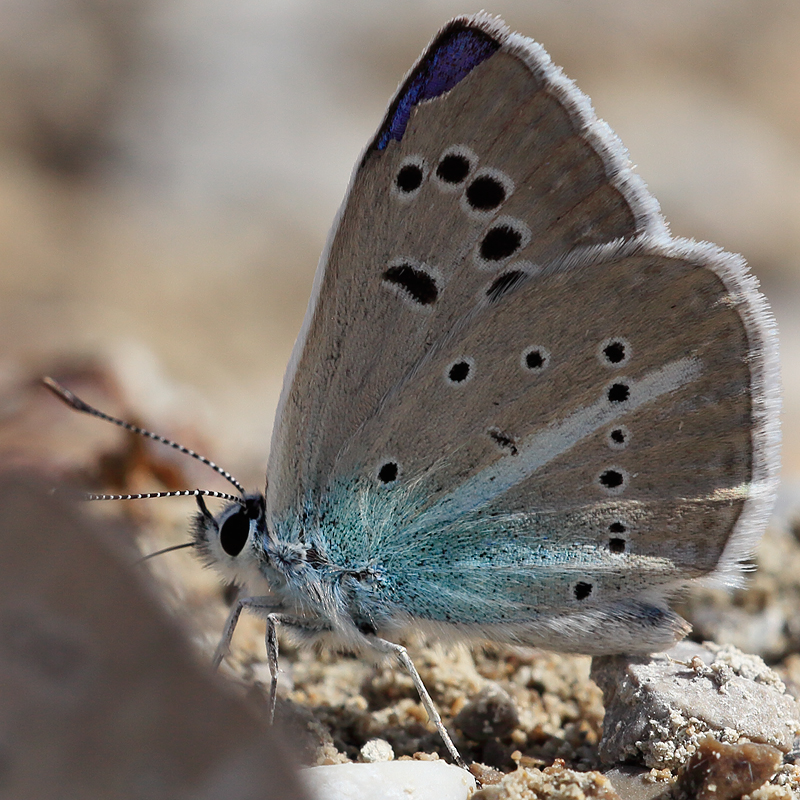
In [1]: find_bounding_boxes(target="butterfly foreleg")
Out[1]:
[212,594,284,669]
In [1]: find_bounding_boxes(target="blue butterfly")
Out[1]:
[47,13,780,767]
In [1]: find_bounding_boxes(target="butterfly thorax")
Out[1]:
[193,492,399,643]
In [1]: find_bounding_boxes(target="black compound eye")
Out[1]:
[220,511,250,557]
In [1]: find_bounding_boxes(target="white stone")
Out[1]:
[301,761,476,800]
[359,738,394,763]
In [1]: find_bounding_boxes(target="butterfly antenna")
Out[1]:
[42,377,247,501]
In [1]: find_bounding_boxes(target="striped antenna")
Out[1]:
[85,489,244,505]
[43,377,247,502]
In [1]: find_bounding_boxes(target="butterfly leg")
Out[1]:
[371,637,468,770]
[212,594,283,669]
[265,613,280,724]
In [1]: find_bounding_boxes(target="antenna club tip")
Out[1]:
[41,375,63,393]
[41,376,92,412]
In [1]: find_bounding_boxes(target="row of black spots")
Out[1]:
[393,147,517,221]
[434,146,513,215]
[440,342,549,391]
[381,259,441,308]
[608,520,627,553]
[391,147,507,205]
[574,521,632,601]
[475,217,530,269]
[598,337,631,368]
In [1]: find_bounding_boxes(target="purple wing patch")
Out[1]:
[373,24,500,151]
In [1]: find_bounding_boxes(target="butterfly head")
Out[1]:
[193,492,268,586]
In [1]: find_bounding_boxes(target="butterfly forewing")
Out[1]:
[269,17,657,515]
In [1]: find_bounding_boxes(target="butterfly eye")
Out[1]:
[219,511,250,557]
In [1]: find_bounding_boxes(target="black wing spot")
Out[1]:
[599,469,625,489]
[382,263,439,306]
[396,163,424,193]
[603,340,626,364]
[437,153,470,184]
[377,462,399,484]
[527,351,543,368]
[521,346,550,372]
[609,538,626,553]
[607,383,630,403]
[486,269,527,303]
[480,224,522,261]
[447,360,472,384]
[466,175,506,210]
[488,427,518,456]
[574,581,593,600]
[610,428,626,444]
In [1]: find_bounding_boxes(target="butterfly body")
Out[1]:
[193,13,779,664]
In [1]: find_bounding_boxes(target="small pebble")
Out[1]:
[453,684,519,741]
[359,738,394,763]
[672,737,782,800]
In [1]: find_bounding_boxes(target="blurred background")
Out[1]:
[1,0,799,489]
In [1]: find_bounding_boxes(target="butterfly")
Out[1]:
[46,13,780,767]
